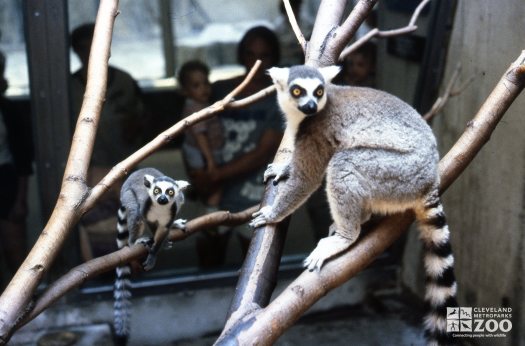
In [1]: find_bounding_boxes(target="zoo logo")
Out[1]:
[446,307,512,334]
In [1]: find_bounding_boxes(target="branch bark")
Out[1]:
[0,1,119,343]
[283,0,306,52]
[217,50,525,346]
[306,0,378,67]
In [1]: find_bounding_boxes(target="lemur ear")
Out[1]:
[267,67,290,91]
[144,174,154,188]
[319,65,342,83]
[175,180,190,190]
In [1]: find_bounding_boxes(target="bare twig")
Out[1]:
[217,50,525,346]
[423,63,462,121]
[450,73,476,97]
[340,0,431,61]
[18,206,258,327]
[283,0,306,53]
[228,86,276,109]
[86,60,263,210]
[423,64,477,121]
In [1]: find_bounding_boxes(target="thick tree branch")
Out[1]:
[0,3,269,342]
[217,51,525,346]
[307,0,378,67]
[218,1,378,343]
[339,0,431,61]
[0,1,119,343]
[305,0,347,66]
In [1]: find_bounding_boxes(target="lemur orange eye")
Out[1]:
[168,189,174,196]
[154,188,161,195]
[315,88,324,97]
[291,87,302,97]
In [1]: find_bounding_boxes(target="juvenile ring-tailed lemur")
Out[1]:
[250,65,457,345]
[114,167,189,344]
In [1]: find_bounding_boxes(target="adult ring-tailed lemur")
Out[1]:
[250,65,458,346]
[114,167,189,345]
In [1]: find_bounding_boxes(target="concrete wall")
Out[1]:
[11,270,378,345]
[402,1,525,344]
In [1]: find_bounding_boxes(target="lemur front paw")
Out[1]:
[142,253,157,271]
[172,218,187,231]
[263,162,291,185]
[249,206,277,228]
[303,235,353,272]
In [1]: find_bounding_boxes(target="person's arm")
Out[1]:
[194,131,217,170]
[212,128,283,183]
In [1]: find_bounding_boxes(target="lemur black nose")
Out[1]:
[157,195,169,205]
[299,100,317,115]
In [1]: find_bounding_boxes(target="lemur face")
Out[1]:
[268,65,341,120]
[289,77,326,115]
[144,175,189,206]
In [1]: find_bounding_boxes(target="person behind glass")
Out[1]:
[338,41,377,87]
[190,26,283,268]
[178,60,223,208]
[0,51,33,287]
[70,23,146,260]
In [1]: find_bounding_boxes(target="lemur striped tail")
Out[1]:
[416,192,458,346]
[114,206,131,345]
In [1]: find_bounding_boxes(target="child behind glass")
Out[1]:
[179,60,224,207]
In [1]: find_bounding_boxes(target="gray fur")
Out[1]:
[252,82,439,244]
[288,65,324,84]
[254,65,457,344]
[114,167,188,343]
[119,167,189,268]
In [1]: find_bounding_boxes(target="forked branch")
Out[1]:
[339,0,431,60]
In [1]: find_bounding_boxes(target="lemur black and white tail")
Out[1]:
[114,206,132,345]
[416,191,458,346]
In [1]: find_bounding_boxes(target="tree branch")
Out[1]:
[218,1,378,343]
[0,7,268,343]
[307,0,378,67]
[283,0,307,53]
[217,50,525,346]
[16,206,258,327]
[85,60,263,211]
[0,58,265,341]
[339,0,431,61]
[423,62,462,121]
[0,1,119,343]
